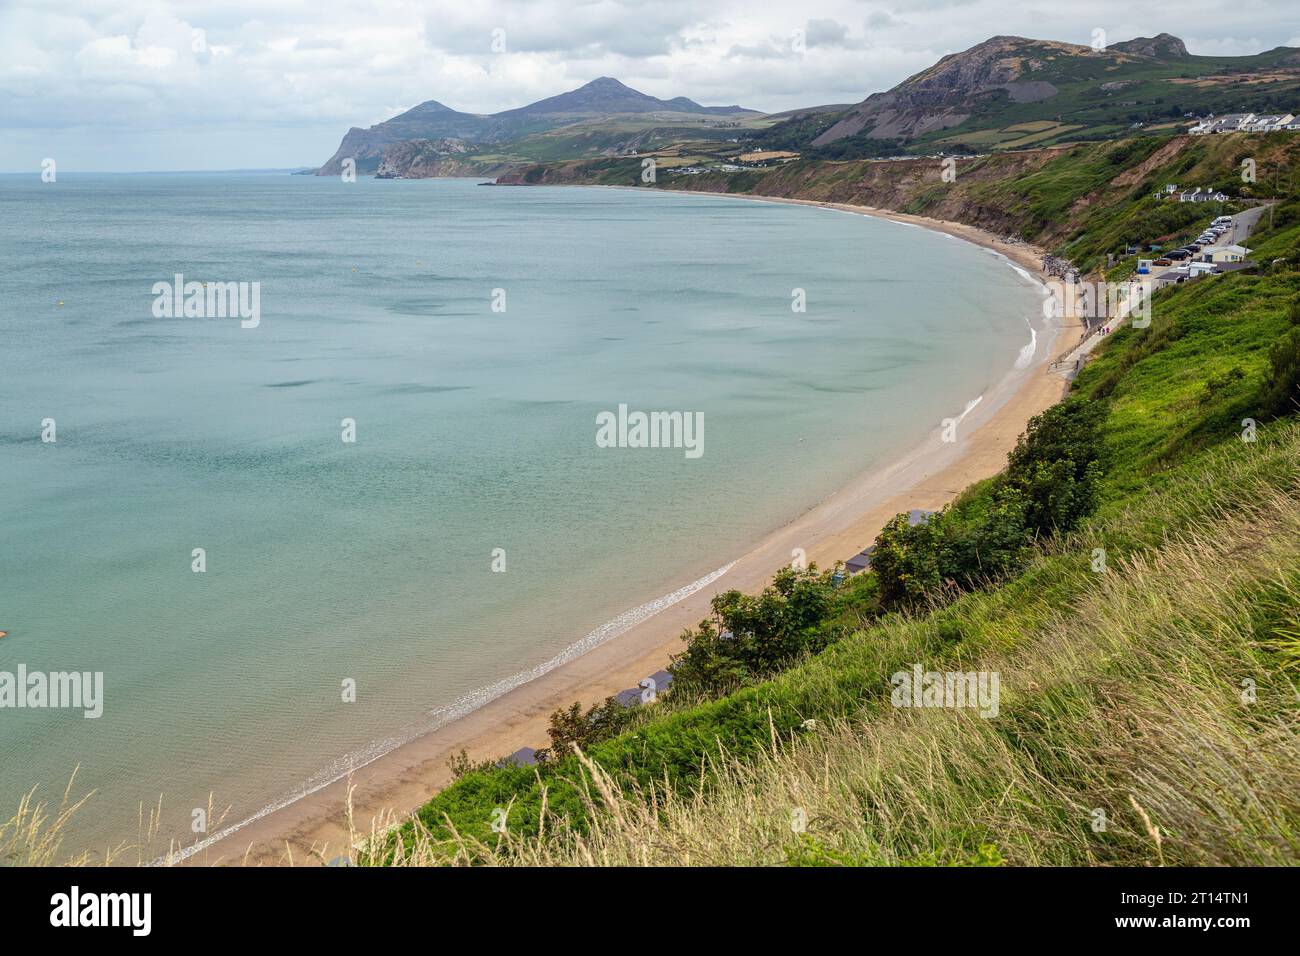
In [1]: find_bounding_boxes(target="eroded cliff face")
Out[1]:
[372,139,515,179]
[377,140,488,179]
[492,137,1153,252]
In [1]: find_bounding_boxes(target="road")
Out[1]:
[1056,204,1272,380]
[1227,204,1269,246]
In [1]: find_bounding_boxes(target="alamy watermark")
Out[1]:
[1,665,103,718]
[151,274,261,328]
[891,663,999,718]
[50,886,150,936]
[1044,279,1151,329]
[596,404,704,459]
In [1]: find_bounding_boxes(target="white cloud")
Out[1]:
[1,0,1296,171]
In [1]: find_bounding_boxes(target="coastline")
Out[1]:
[198,190,1083,866]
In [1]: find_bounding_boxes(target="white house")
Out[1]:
[1204,243,1249,264]
[1215,113,1255,132]
[1190,113,1258,135]
[1178,187,1229,203]
[1243,114,1295,132]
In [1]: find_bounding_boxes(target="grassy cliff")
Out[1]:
[6,136,1299,869]
[498,131,1300,274]
[378,140,1300,868]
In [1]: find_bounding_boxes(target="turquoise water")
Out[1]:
[0,174,1041,853]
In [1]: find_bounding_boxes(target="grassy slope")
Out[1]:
[383,147,1300,867]
[8,135,1299,869]
[756,44,1300,157]
[501,131,1300,274]
[918,47,1300,152]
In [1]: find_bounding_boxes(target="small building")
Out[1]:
[846,547,874,574]
[1178,187,1229,203]
[614,687,641,707]
[1204,244,1249,264]
[499,746,538,767]
[1243,113,1295,132]
[615,669,674,708]
[1188,261,1217,277]
[1214,113,1254,133]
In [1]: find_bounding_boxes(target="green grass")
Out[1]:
[12,125,1300,869]
[508,130,1300,275]
[353,167,1300,864]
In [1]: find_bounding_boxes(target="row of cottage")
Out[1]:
[1189,113,1298,135]
[1154,183,1231,203]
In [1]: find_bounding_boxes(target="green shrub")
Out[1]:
[670,564,844,695]
[872,398,1105,611]
[535,696,634,764]
[1261,327,1300,419]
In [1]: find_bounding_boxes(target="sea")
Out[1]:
[0,173,1045,855]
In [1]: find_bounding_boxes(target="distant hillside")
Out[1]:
[316,34,1300,177]
[315,78,758,175]
[799,34,1300,156]
[498,131,1300,276]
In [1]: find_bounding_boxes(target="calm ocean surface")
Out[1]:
[0,173,1041,853]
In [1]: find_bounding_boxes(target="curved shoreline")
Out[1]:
[197,190,1081,866]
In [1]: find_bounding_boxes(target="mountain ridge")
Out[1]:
[315,77,755,174]
[810,33,1300,150]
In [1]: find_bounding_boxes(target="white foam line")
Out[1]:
[1015,323,1038,369]
[956,394,984,422]
[158,559,737,865]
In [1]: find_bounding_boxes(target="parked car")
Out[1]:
[1153,258,1172,266]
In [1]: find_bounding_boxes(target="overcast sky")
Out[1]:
[3,0,1298,172]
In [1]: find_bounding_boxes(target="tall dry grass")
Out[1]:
[380,482,1300,866]
[8,464,1299,867]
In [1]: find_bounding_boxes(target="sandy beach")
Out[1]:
[196,193,1084,866]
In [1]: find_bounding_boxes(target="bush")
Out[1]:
[534,696,633,764]
[873,399,1105,611]
[1200,365,1246,405]
[670,565,843,695]
[1004,399,1106,535]
[1261,327,1300,419]
[871,513,945,610]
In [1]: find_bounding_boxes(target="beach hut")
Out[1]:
[614,687,642,707]
[846,547,875,574]
[616,670,675,707]
[499,746,538,767]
